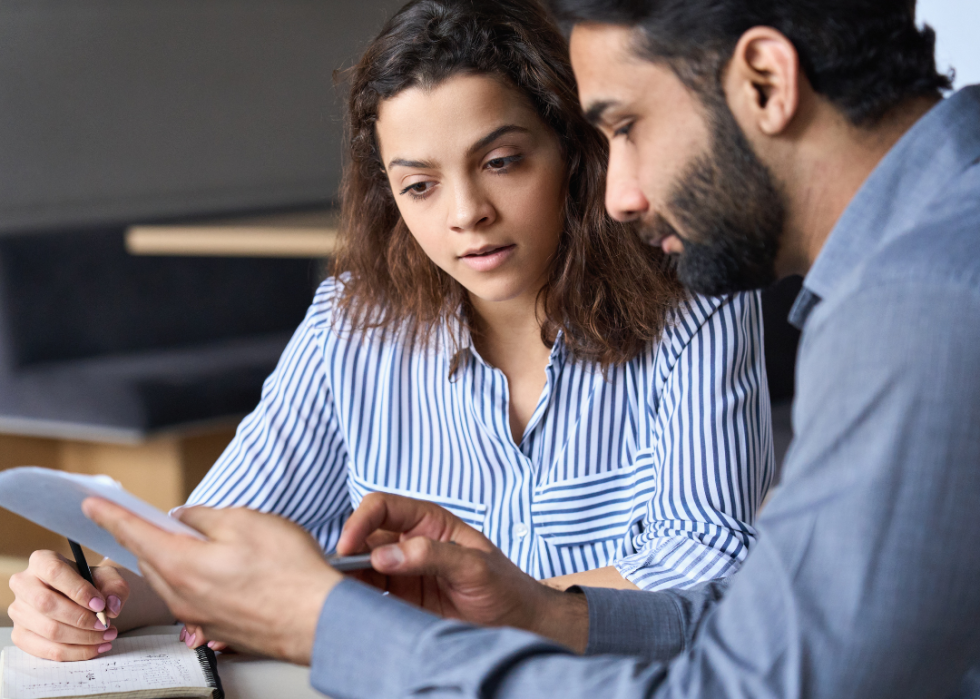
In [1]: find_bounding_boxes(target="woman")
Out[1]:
[9,0,772,661]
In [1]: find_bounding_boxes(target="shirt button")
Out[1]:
[514,522,529,538]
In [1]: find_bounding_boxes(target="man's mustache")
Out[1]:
[637,214,685,252]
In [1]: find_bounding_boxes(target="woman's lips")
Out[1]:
[459,244,516,272]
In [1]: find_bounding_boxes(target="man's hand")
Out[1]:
[82,498,342,665]
[337,493,589,652]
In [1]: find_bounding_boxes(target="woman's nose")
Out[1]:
[448,181,496,232]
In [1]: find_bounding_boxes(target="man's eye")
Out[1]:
[613,122,634,138]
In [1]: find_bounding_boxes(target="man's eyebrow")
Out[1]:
[468,124,530,155]
[584,100,617,126]
[388,157,435,170]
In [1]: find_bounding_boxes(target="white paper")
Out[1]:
[0,467,204,574]
[1,634,209,698]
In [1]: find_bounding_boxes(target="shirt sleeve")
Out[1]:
[185,287,353,553]
[614,291,774,590]
[308,281,980,699]
[579,579,729,659]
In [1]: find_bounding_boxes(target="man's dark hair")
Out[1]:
[549,0,952,125]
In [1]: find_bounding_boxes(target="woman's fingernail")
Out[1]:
[103,628,118,641]
[207,641,216,649]
[186,633,196,648]
[107,595,122,615]
[88,597,106,612]
[180,627,186,642]
[97,643,112,653]
[375,545,405,568]
[94,619,107,631]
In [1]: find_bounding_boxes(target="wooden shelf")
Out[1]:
[126,210,339,258]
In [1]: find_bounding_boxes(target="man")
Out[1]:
[86,0,980,697]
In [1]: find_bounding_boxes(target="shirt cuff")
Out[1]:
[577,579,730,661]
[310,578,441,699]
[577,585,689,661]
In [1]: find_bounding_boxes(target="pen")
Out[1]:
[68,539,109,630]
[326,553,374,571]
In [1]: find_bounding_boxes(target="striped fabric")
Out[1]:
[187,279,773,590]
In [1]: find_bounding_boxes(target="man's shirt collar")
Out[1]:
[790,85,980,329]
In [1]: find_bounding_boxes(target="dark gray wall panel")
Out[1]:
[0,0,403,233]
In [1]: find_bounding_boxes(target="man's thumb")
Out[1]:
[372,537,471,578]
[173,506,222,537]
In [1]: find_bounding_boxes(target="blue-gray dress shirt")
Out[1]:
[308,85,980,699]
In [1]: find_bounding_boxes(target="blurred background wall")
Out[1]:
[919,0,980,87]
[0,0,404,233]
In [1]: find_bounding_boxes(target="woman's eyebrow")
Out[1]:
[386,124,530,170]
[388,157,435,170]
[468,124,531,155]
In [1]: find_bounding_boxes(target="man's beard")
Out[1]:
[643,96,785,297]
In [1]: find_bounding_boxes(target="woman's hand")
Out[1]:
[179,623,228,652]
[8,550,129,661]
[337,493,589,652]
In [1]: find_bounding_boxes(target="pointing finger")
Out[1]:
[339,493,473,555]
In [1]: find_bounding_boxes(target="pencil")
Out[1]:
[326,553,374,571]
[68,539,109,629]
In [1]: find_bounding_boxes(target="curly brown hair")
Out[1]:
[331,0,684,368]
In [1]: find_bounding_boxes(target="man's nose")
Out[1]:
[605,150,649,223]
[449,180,496,232]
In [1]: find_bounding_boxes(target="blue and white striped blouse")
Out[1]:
[187,279,774,591]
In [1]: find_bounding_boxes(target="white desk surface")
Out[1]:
[0,625,329,699]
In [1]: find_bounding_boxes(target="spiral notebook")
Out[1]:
[0,635,223,699]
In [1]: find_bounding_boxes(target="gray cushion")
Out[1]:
[0,227,315,438]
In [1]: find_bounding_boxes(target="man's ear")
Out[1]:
[723,27,800,137]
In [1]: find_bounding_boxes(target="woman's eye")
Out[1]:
[399,181,433,199]
[485,155,521,172]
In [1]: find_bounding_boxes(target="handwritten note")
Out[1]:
[1,635,212,699]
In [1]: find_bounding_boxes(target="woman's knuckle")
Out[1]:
[74,608,93,629]
[7,600,22,624]
[39,558,62,581]
[35,590,57,615]
[40,617,61,641]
